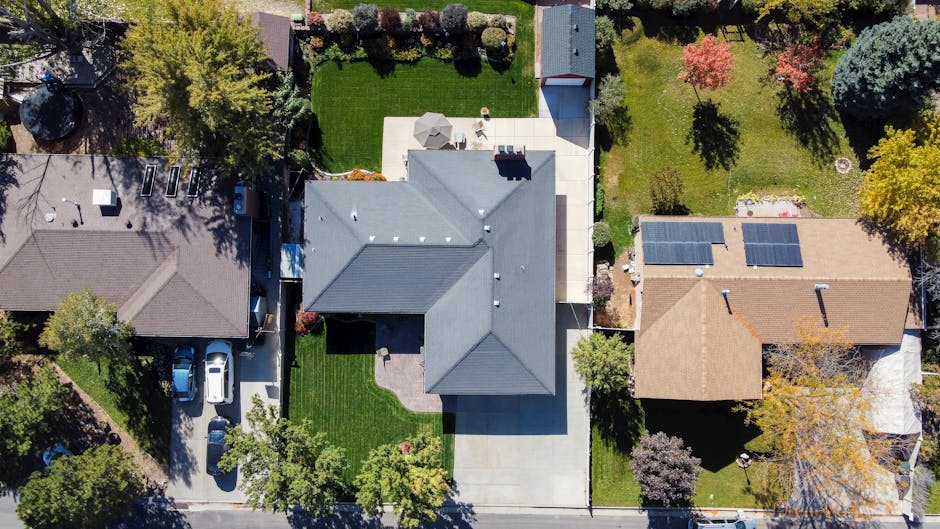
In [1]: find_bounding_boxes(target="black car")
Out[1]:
[206,415,232,476]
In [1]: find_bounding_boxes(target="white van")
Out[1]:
[688,510,757,529]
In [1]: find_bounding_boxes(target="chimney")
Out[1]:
[814,284,829,291]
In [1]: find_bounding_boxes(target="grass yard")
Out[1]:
[287,319,454,485]
[592,397,772,508]
[309,1,537,172]
[55,354,171,466]
[600,17,867,255]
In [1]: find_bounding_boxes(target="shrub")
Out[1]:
[571,333,632,392]
[308,35,326,51]
[328,8,355,33]
[380,7,401,31]
[441,3,468,33]
[352,3,379,32]
[418,8,441,33]
[631,432,702,507]
[111,136,166,157]
[775,42,823,93]
[402,8,418,30]
[596,15,616,50]
[467,11,488,31]
[295,310,323,336]
[596,0,635,11]
[0,120,10,151]
[672,0,710,16]
[649,168,685,215]
[590,274,615,305]
[589,73,625,124]
[480,26,507,52]
[305,11,324,27]
[489,14,508,30]
[593,221,612,248]
[595,182,605,218]
[347,169,387,181]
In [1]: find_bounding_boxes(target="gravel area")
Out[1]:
[234,0,303,17]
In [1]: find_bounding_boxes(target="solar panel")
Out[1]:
[742,223,799,244]
[642,221,725,243]
[140,165,156,197]
[643,241,714,265]
[744,243,803,267]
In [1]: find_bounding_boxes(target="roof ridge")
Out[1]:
[426,331,493,392]
[427,332,550,394]
[0,232,37,277]
[408,154,480,240]
[489,330,553,393]
[118,247,180,321]
[699,280,707,398]
[173,273,244,335]
[307,243,370,311]
[483,153,553,217]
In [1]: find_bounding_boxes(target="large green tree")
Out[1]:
[0,364,68,491]
[859,116,940,246]
[0,0,122,49]
[220,395,347,514]
[16,444,143,529]
[832,17,940,120]
[571,332,633,395]
[120,0,278,179]
[355,432,452,529]
[0,310,24,370]
[40,288,134,373]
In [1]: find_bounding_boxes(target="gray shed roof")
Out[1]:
[304,150,556,395]
[0,154,251,338]
[540,5,596,79]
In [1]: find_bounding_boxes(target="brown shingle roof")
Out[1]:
[251,12,293,71]
[0,154,250,338]
[633,216,915,401]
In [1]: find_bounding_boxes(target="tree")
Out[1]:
[0,363,68,491]
[832,17,940,120]
[630,431,702,507]
[590,274,615,306]
[352,3,379,32]
[441,4,468,34]
[590,73,626,124]
[379,7,402,31]
[595,15,617,51]
[418,9,440,33]
[737,324,892,521]
[271,72,312,134]
[649,168,686,215]
[596,0,635,12]
[219,395,346,513]
[571,333,633,394]
[678,35,734,99]
[17,445,143,529]
[355,432,452,529]
[593,221,612,248]
[328,8,355,33]
[775,42,823,93]
[480,27,507,53]
[754,0,840,27]
[0,0,121,50]
[40,288,133,373]
[859,116,940,246]
[0,311,24,370]
[120,0,278,180]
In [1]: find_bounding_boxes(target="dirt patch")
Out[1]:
[234,0,303,17]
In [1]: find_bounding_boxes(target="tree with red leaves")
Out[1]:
[678,34,734,99]
[775,42,823,93]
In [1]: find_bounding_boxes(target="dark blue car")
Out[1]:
[206,415,232,476]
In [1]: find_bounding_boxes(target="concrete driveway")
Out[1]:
[449,304,591,507]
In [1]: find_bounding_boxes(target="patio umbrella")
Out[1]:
[413,112,453,149]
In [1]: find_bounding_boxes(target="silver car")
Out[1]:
[204,340,234,405]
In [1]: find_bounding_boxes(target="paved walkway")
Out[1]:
[374,353,442,412]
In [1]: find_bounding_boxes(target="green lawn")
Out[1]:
[600,18,866,253]
[287,320,454,485]
[592,397,773,508]
[55,354,171,466]
[309,1,537,172]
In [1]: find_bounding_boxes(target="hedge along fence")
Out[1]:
[298,2,517,66]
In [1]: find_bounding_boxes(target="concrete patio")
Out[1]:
[373,315,442,413]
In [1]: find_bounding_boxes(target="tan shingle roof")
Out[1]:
[0,154,250,338]
[634,216,915,401]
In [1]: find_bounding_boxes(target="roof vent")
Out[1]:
[493,300,500,307]
[419,236,426,243]
[445,236,452,243]
[351,209,358,221]
[44,212,56,223]
[92,189,116,207]
[573,48,579,56]
[574,23,579,31]
[369,235,376,242]
[484,225,491,232]
[814,284,829,291]
[721,289,731,296]
[494,272,500,279]
[393,236,400,243]
[694,267,704,277]
[478,208,485,217]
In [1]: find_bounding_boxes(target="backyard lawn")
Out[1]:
[309,1,538,172]
[592,397,772,508]
[55,353,171,466]
[287,319,454,484]
[600,17,867,255]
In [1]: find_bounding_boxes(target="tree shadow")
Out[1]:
[596,106,633,152]
[110,503,193,529]
[592,389,645,454]
[0,154,21,244]
[453,58,482,78]
[687,100,741,171]
[776,87,840,166]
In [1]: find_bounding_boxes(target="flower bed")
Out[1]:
[299,3,516,66]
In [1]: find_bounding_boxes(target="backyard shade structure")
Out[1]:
[413,112,453,149]
[19,83,81,141]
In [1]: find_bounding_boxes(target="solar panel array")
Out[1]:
[641,221,725,265]
[742,223,803,267]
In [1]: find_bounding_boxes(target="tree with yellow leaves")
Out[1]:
[737,324,892,521]
[860,116,940,247]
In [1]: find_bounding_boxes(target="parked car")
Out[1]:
[205,340,234,405]
[689,510,756,529]
[171,345,197,402]
[206,415,232,476]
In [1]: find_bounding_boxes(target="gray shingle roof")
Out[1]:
[304,150,556,395]
[541,5,596,79]
[0,154,251,338]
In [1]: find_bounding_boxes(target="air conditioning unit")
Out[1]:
[92,189,116,206]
